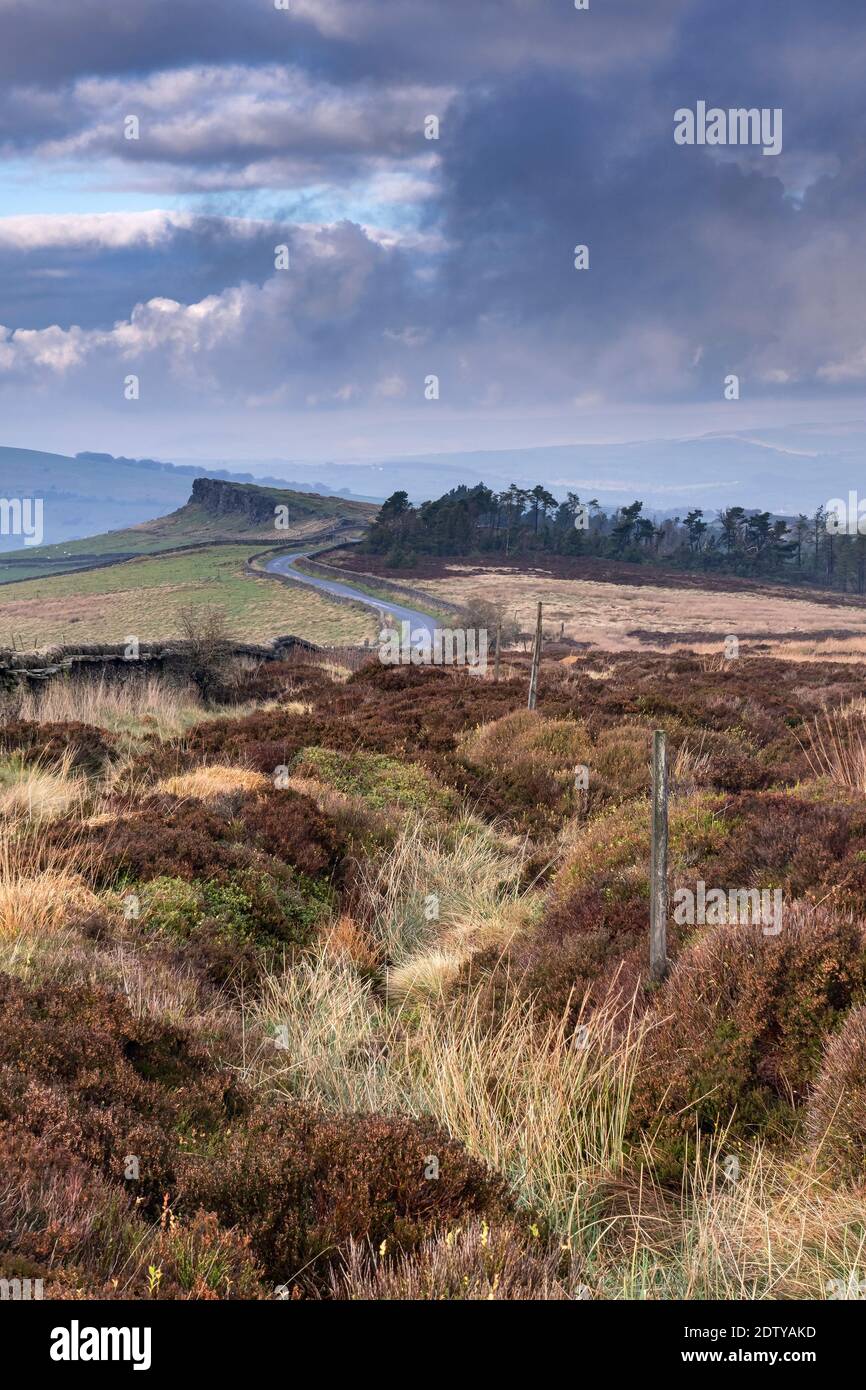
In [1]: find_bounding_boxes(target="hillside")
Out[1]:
[0,478,378,586]
[0,445,378,553]
[0,478,380,646]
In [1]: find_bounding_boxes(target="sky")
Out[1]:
[1,0,865,465]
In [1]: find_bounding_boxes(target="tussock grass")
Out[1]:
[0,750,87,822]
[154,765,271,801]
[0,852,98,938]
[803,699,866,792]
[248,947,387,1112]
[599,1137,866,1300]
[390,990,645,1243]
[15,673,204,737]
[249,950,643,1246]
[357,814,528,971]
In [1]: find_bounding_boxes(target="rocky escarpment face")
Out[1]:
[190,477,283,525]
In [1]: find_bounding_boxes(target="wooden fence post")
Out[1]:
[494,622,501,683]
[650,729,669,981]
[527,603,542,710]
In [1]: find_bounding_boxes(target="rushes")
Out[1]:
[609,1137,866,1300]
[387,990,645,1245]
[248,947,388,1112]
[803,700,866,792]
[0,750,86,822]
[0,839,98,938]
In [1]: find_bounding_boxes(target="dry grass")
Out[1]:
[802,699,866,792]
[248,947,387,1112]
[0,840,99,938]
[248,952,644,1246]
[412,566,866,659]
[15,673,204,737]
[0,751,87,823]
[322,914,379,973]
[598,1137,866,1299]
[154,765,271,801]
[353,814,530,990]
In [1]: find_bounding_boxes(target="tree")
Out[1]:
[529,485,557,535]
[793,514,810,569]
[719,506,746,554]
[684,509,707,552]
[176,603,230,701]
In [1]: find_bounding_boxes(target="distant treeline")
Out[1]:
[363,483,866,591]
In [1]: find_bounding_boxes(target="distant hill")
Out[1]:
[198,422,866,514]
[0,477,378,586]
[0,445,376,553]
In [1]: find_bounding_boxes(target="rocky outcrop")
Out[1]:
[190,477,293,527]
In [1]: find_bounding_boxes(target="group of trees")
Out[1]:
[363,484,866,592]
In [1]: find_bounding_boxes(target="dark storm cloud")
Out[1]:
[3,0,866,422]
[0,0,689,86]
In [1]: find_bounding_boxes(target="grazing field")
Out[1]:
[0,545,378,648]
[2,648,866,1299]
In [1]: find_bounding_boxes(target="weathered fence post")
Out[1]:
[650,729,669,981]
[527,602,542,710]
[494,622,501,683]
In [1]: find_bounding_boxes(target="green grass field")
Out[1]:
[0,545,379,649]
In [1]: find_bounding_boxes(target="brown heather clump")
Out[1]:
[629,904,866,1181]
[327,1221,585,1301]
[61,786,344,886]
[690,791,866,909]
[805,1005,866,1181]
[178,1107,511,1293]
[0,719,114,774]
[0,972,244,1208]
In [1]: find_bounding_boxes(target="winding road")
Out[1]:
[264,550,438,640]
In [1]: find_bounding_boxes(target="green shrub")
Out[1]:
[293,746,452,815]
[140,870,330,952]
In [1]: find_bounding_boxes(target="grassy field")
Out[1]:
[0,544,378,648]
[403,562,866,660]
